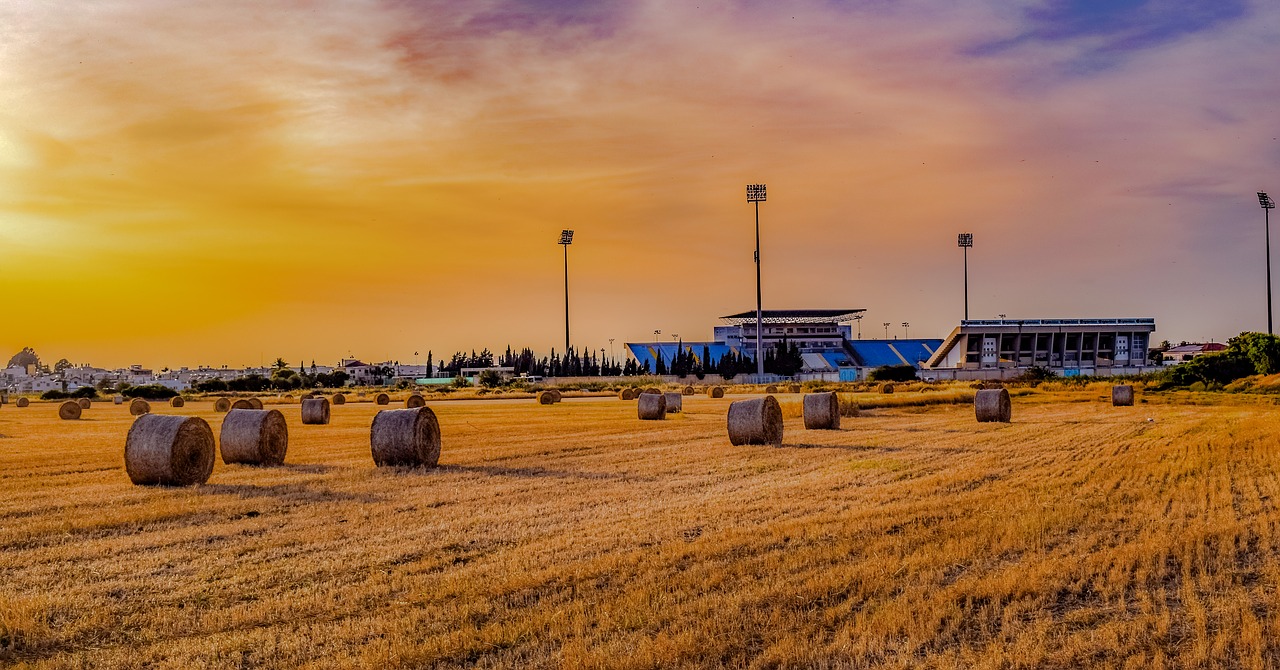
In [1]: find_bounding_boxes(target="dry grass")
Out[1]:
[2,393,1280,668]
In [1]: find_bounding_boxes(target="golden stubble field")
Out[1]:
[2,390,1280,669]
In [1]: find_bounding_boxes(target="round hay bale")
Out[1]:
[550,389,564,403]
[219,409,288,466]
[58,401,82,420]
[301,397,331,425]
[247,397,264,410]
[803,392,841,430]
[371,406,441,468]
[683,386,695,396]
[113,394,124,405]
[1112,385,1135,407]
[405,394,426,408]
[214,397,231,412]
[124,414,216,486]
[727,396,783,446]
[880,383,895,394]
[129,398,151,416]
[16,397,29,408]
[663,392,683,413]
[764,385,778,394]
[617,388,635,400]
[789,384,802,394]
[536,391,556,405]
[642,387,661,396]
[230,399,253,410]
[975,388,1012,423]
[375,393,390,406]
[708,386,725,399]
[637,392,667,420]
[170,396,185,408]
[332,393,346,405]
[76,398,91,410]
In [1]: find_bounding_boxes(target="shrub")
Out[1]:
[122,385,179,400]
[477,370,504,388]
[868,365,918,382]
[452,375,470,388]
[195,378,229,393]
[40,390,69,400]
[71,387,99,399]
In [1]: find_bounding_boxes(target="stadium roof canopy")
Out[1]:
[719,309,865,325]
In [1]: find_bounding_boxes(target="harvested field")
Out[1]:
[2,391,1280,667]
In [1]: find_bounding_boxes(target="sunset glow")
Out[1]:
[1,1,1277,367]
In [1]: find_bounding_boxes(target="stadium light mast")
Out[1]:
[958,233,973,321]
[883,322,890,339]
[559,230,574,353]
[1260,192,1275,334]
[902,322,910,339]
[747,183,767,377]
[853,314,863,339]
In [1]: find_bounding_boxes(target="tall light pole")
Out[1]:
[958,233,973,321]
[1260,192,1275,334]
[853,314,863,339]
[747,183,767,377]
[883,322,890,339]
[609,338,615,360]
[902,322,910,339]
[558,230,574,353]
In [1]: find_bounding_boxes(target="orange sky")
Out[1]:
[1,1,1278,368]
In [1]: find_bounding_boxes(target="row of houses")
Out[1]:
[1,358,442,394]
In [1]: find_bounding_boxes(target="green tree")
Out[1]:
[1228,332,1280,375]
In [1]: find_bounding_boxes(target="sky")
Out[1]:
[1,0,1278,368]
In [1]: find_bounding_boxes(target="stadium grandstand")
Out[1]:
[626,309,943,380]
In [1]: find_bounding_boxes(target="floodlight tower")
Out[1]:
[902,322,910,339]
[746,184,767,376]
[958,233,973,321]
[559,230,574,352]
[853,314,863,339]
[883,322,890,338]
[1260,192,1275,334]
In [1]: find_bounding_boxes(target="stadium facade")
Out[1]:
[920,318,1157,380]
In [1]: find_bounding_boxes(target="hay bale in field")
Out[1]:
[124,414,216,486]
[371,406,441,468]
[548,389,563,403]
[405,394,426,408]
[332,393,346,405]
[170,396,185,408]
[219,409,288,466]
[129,398,151,416]
[76,398,91,409]
[375,393,390,406]
[641,387,661,396]
[637,392,667,420]
[663,392,683,413]
[16,397,29,408]
[683,386,695,396]
[879,383,895,394]
[727,396,783,446]
[617,388,635,400]
[230,399,253,410]
[708,386,725,399]
[247,397,263,410]
[301,397,331,425]
[113,395,124,405]
[214,397,231,412]
[58,401,82,420]
[789,384,801,394]
[1112,385,1135,407]
[803,392,841,430]
[764,384,778,394]
[536,390,556,405]
[975,388,1012,423]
